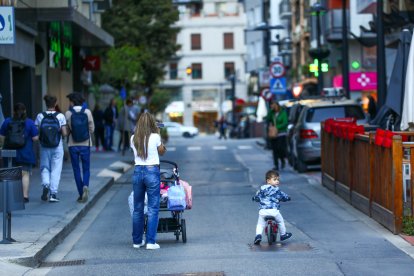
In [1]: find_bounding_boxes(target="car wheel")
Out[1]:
[183,132,191,138]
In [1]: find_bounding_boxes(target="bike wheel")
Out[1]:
[266,223,273,245]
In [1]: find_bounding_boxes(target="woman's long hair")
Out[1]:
[13,103,27,120]
[133,112,159,160]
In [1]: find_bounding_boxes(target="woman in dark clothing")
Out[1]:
[93,104,105,151]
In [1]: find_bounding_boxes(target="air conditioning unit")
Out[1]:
[403,163,411,202]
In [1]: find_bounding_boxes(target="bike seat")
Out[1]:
[264,216,276,221]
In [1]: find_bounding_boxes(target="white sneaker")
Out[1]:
[146,243,160,250]
[133,241,145,248]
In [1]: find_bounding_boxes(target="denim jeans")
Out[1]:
[104,124,114,150]
[68,146,91,196]
[40,145,64,194]
[132,165,160,245]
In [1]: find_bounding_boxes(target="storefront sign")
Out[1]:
[333,72,377,91]
[0,6,15,44]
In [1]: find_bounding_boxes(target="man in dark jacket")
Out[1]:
[103,98,118,151]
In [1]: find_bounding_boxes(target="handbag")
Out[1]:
[268,116,278,138]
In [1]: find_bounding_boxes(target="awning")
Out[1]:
[165,101,184,113]
[16,8,114,48]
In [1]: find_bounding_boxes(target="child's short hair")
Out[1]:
[266,170,279,181]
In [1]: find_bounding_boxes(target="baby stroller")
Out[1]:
[128,160,190,243]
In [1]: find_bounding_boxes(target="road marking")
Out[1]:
[97,169,122,181]
[167,147,176,151]
[109,161,132,173]
[187,146,201,151]
[213,146,227,150]
[238,145,252,150]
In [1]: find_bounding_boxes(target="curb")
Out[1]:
[9,176,116,268]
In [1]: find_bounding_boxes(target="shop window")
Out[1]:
[192,63,202,79]
[224,33,234,49]
[191,33,201,50]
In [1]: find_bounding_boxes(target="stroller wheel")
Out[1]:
[181,219,187,243]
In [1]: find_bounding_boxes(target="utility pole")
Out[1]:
[230,74,236,129]
[376,0,386,109]
[315,8,324,93]
[342,0,350,99]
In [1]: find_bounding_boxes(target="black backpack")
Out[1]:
[39,112,61,148]
[4,119,26,149]
[70,106,90,142]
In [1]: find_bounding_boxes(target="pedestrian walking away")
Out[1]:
[93,104,105,152]
[266,100,288,170]
[216,115,228,140]
[130,112,166,250]
[35,95,68,203]
[0,103,39,203]
[65,92,95,203]
[117,98,139,155]
[252,170,292,245]
[103,98,118,151]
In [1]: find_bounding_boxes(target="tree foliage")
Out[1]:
[102,0,179,99]
[148,88,172,114]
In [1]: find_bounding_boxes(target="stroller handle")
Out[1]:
[160,160,178,169]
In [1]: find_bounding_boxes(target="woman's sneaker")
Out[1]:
[280,232,292,241]
[49,194,60,202]
[146,243,160,250]
[133,241,145,248]
[254,234,262,245]
[41,186,49,201]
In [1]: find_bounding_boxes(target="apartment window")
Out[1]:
[191,33,201,50]
[224,62,235,78]
[224,33,234,49]
[169,63,178,80]
[192,63,202,79]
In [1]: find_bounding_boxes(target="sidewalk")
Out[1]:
[0,150,133,269]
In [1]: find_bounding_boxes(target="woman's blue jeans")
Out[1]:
[132,165,160,245]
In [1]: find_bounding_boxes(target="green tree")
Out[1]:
[102,0,179,102]
[148,88,172,114]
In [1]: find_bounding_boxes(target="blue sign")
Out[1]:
[0,7,15,44]
[270,77,287,94]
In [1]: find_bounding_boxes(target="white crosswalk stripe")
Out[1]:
[187,146,201,151]
[238,145,252,150]
[212,146,227,150]
[168,147,176,152]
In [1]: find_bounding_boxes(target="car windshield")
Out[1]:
[305,106,365,122]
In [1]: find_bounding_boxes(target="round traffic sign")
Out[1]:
[261,88,273,101]
[269,61,286,78]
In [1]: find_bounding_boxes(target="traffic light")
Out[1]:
[186,66,192,76]
[309,59,328,77]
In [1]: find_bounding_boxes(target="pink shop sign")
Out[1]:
[333,72,377,91]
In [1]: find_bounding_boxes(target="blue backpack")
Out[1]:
[39,112,61,148]
[70,106,90,142]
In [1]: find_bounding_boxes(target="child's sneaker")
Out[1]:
[254,234,262,245]
[280,232,292,241]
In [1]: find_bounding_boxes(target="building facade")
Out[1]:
[162,0,247,133]
[0,0,113,119]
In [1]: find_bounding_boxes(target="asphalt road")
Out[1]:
[27,136,414,276]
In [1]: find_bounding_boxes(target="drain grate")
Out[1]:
[39,259,86,268]
[156,273,225,276]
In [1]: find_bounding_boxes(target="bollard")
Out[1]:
[0,150,24,244]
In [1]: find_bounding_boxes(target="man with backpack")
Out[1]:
[35,95,68,202]
[0,103,39,203]
[65,93,95,203]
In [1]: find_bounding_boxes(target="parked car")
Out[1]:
[290,99,367,172]
[163,122,199,138]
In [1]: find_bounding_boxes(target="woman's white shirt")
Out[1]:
[130,133,161,165]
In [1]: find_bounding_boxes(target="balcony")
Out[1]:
[324,9,349,42]
[279,0,292,20]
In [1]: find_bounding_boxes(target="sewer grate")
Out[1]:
[156,273,225,276]
[39,259,86,267]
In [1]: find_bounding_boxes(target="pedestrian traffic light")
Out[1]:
[309,59,329,77]
[186,66,192,76]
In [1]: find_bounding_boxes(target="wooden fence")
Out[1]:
[321,126,414,234]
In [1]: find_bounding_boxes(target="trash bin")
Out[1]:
[0,167,24,212]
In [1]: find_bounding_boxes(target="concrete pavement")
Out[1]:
[0,150,133,270]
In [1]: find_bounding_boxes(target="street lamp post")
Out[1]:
[376,0,386,109]
[342,0,350,99]
[312,3,326,94]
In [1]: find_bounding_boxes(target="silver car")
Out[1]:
[290,99,367,172]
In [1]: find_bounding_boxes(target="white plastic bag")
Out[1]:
[128,191,148,216]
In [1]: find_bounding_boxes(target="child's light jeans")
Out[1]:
[256,208,286,236]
